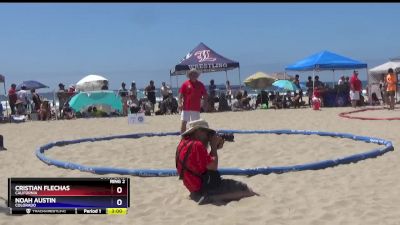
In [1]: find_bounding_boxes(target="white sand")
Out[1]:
[1,107,400,225]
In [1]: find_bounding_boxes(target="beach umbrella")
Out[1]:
[244,72,277,89]
[76,74,108,92]
[16,80,49,91]
[244,72,276,107]
[272,80,300,92]
[270,72,295,81]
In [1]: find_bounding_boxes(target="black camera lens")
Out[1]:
[218,133,234,142]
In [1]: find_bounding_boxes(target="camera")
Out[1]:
[217,132,234,142]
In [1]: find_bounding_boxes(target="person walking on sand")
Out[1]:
[178,69,208,134]
[386,68,397,110]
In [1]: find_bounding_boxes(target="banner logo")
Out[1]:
[195,50,216,62]
[128,112,145,125]
[26,209,31,214]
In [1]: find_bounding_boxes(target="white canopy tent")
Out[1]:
[76,75,108,92]
[368,59,400,101]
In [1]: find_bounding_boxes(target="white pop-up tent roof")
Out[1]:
[369,59,400,84]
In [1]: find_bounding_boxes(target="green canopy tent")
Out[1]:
[68,91,122,114]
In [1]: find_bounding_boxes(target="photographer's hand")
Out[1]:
[217,138,224,149]
[210,135,224,151]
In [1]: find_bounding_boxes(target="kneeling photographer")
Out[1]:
[176,119,256,205]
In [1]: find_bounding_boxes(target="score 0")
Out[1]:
[110,178,127,195]
[110,178,128,208]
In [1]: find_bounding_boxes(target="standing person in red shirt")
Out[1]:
[8,84,17,115]
[178,69,208,134]
[349,70,362,108]
[176,119,256,205]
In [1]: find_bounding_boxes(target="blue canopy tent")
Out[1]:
[285,50,369,104]
[170,42,241,89]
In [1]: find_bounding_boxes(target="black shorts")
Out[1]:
[189,179,251,205]
[387,91,395,97]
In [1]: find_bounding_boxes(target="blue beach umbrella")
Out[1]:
[272,80,300,92]
[17,80,49,91]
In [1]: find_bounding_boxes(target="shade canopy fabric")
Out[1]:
[170,42,240,76]
[68,91,122,113]
[244,72,277,89]
[286,50,367,71]
[76,74,108,92]
[368,59,400,85]
[370,59,400,74]
[16,80,49,91]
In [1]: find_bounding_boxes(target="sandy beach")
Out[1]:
[0,107,399,225]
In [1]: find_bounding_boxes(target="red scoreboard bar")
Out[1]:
[8,177,130,215]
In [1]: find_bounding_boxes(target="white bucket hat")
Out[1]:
[181,119,216,137]
[187,68,200,77]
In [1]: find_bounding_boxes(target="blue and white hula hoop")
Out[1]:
[36,130,394,177]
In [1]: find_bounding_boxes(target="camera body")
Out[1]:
[217,132,234,142]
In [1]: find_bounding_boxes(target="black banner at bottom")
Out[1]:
[10,208,107,215]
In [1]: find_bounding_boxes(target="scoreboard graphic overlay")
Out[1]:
[8,177,130,215]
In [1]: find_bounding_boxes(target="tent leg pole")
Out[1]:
[3,82,9,119]
[176,76,179,93]
[238,67,242,90]
[170,75,173,91]
[225,70,228,82]
[54,89,58,120]
[366,67,371,106]
[312,70,315,92]
[332,69,335,88]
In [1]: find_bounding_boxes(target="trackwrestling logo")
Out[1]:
[194,50,216,62]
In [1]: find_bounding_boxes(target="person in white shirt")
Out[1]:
[225,80,232,104]
[338,76,345,85]
[129,81,137,98]
[16,86,29,115]
[160,82,171,101]
[127,94,141,114]
[17,86,29,106]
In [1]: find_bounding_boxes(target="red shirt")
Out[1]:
[313,87,321,98]
[350,75,362,91]
[179,80,207,111]
[8,88,17,104]
[176,138,214,193]
[68,88,75,97]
